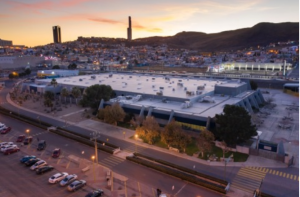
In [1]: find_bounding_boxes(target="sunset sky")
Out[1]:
[0,0,299,47]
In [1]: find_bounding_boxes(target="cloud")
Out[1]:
[88,18,122,24]
[5,0,96,14]
[0,14,9,18]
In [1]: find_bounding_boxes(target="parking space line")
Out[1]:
[57,158,62,165]
[66,161,71,169]
[137,182,141,197]
[125,181,127,197]
[111,171,114,191]
[152,188,156,197]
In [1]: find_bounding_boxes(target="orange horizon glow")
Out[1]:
[0,0,298,47]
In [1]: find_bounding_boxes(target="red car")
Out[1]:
[52,148,61,158]
[1,127,11,134]
[4,147,20,155]
[16,135,26,142]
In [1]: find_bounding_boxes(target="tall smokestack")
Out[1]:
[127,16,132,41]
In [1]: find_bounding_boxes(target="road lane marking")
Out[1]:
[287,174,290,179]
[265,169,269,173]
[279,172,282,176]
[269,169,272,174]
[276,171,279,175]
[111,171,114,191]
[57,158,62,165]
[290,175,293,179]
[137,182,141,197]
[283,173,286,177]
[272,170,276,175]
[174,183,187,196]
[294,176,297,180]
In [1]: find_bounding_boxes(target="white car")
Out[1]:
[0,123,6,130]
[30,160,47,170]
[0,142,14,148]
[49,172,69,184]
[1,145,17,152]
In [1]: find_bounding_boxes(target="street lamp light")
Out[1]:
[26,129,30,136]
[91,155,96,182]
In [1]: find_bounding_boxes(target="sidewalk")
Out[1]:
[5,93,289,168]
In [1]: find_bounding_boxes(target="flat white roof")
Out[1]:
[38,73,244,100]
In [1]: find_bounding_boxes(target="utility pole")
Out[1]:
[90,131,100,164]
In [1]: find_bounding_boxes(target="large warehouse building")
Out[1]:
[27,73,265,131]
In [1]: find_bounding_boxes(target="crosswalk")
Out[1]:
[231,167,266,193]
[231,166,299,194]
[98,156,125,168]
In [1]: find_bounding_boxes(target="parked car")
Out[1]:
[37,140,46,151]
[0,123,6,130]
[30,160,47,170]
[49,172,68,184]
[1,127,11,134]
[4,147,20,155]
[85,189,104,197]
[67,180,86,191]
[36,165,54,175]
[25,158,41,166]
[23,137,33,145]
[1,145,17,152]
[52,148,61,158]
[20,155,36,163]
[16,135,26,142]
[0,142,14,148]
[60,174,78,186]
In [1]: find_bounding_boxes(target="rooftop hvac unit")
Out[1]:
[79,79,83,81]
[159,87,164,90]
[152,85,155,88]
[172,88,175,91]
[184,87,187,90]
[91,76,96,79]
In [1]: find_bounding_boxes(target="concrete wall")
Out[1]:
[0,56,44,69]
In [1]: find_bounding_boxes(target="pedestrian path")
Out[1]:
[231,167,266,193]
[248,166,299,181]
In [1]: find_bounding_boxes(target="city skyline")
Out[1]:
[0,0,298,47]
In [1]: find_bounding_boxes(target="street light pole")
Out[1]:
[91,155,95,182]
[90,131,100,164]
[26,129,30,137]
[224,154,232,182]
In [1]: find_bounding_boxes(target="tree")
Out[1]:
[52,65,60,69]
[215,105,257,147]
[24,68,31,75]
[71,86,81,104]
[68,63,77,69]
[50,79,58,87]
[44,98,53,109]
[101,103,125,125]
[250,80,258,90]
[196,129,215,158]
[61,88,69,103]
[44,91,54,101]
[136,116,160,144]
[79,84,113,111]
[161,120,191,152]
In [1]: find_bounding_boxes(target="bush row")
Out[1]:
[134,152,228,185]
[126,156,226,194]
[260,192,275,197]
[58,127,119,149]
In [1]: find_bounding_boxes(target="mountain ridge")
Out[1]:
[132,22,299,51]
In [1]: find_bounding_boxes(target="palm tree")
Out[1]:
[50,78,58,87]
[61,88,69,103]
[71,87,81,104]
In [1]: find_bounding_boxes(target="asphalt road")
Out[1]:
[0,79,299,197]
[0,114,222,197]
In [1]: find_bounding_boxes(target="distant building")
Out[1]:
[52,26,61,43]
[127,16,132,41]
[0,39,12,47]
